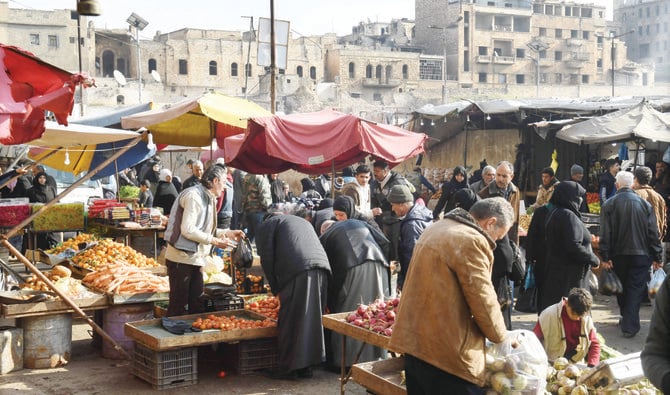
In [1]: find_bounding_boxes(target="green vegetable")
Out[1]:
[119,185,140,199]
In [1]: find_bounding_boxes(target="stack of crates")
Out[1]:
[221,337,278,375]
[132,343,198,390]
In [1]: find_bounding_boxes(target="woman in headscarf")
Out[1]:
[332,195,382,233]
[299,177,322,200]
[536,181,600,312]
[27,172,58,249]
[269,174,286,203]
[433,166,469,220]
[313,198,334,235]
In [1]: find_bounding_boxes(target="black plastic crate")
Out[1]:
[132,343,198,390]
[203,293,244,312]
[220,337,278,375]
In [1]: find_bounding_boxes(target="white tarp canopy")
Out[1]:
[556,101,670,145]
[27,121,142,147]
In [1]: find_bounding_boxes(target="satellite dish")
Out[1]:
[113,70,127,86]
[150,70,162,83]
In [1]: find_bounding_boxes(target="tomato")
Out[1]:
[218,370,227,378]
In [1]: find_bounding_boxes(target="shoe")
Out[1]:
[622,331,636,338]
[296,367,313,378]
[265,369,298,380]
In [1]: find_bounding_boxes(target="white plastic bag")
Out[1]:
[485,330,548,394]
[648,268,666,299]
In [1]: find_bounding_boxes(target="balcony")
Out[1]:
[492,24,513,32]
[572,52,590,61]
[566,38,583,47]
[476,55,492,63]
[566,60,584,69]
[493,55,515,64]
[362,78,402,88]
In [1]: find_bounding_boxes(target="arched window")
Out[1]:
[209,61,217,76]
[375,65,382,79]
[402,64,409,79]
[178,59,188,75]
[231,62,238,77]
[366,64,373,78]
[245,63,252,77]
[348,62,355,78]
[309,66,316,79]
[297,66,303,77]
[148,58,157,73]
[385,65,392,81]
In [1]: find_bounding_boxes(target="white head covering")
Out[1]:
[159,168,172,182]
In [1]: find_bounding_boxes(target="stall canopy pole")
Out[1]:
[0,238,132,360]
[4,133,146,239]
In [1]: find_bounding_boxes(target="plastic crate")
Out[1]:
[132,343,198,390]
[203,294,245,312]
[221,337,278,375]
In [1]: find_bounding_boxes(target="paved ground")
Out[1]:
[1,293,652,395]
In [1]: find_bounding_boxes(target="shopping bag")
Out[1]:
[496,276,513,309]
[231,237,253,269]
[514,265,538,313]
[648,268,666,299]
[581,269,599,297]
[598,269,623,296]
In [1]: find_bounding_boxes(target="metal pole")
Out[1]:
[76,13,84,116]
[242,16,254,100]
[442,27,447,104]
[137,27,142,103]
[535,57,540,97]
[611,36,615,97]
[270,0,276,114]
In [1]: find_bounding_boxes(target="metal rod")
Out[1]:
[242,16,254,100]
[270,0,276,114]
[0,238,131,360]
[137,27,142,103]
[76,12,84,116]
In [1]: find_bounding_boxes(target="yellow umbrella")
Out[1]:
[121,92,270,147]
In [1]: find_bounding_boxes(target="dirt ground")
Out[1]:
[1,293,652,395]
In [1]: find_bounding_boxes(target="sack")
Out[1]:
[598,269,624,296]
[231,237,253,269]
[581,269,599,296]
[496,276,513,309]
[648,268,666,299]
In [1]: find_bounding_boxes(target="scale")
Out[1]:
[578,352,644,390]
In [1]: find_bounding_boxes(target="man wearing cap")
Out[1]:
[528,167,559,214]
[389,185,433,291]
[154,169,179,215]
[599,158,620,204]
[570,164,590,213]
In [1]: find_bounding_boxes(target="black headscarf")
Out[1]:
[301,177,316,193]
[451,166,469,187]
[27,172,56,203]
[452,188,480,211]
[333,195,356,219]
[549,181,584,218]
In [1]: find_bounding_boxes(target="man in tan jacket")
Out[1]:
[389,197,514,393]
[634,166,667,242]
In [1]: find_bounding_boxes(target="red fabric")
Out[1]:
[0,45,89,145]
[223,109,427,175]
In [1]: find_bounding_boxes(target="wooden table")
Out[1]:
[322,312,399,395]
[0,294,108,318]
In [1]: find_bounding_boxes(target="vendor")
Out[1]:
[599,158,620,204]
[533,287,601,367]
[138,179,154,208]
[163,165,244,317]
[527,167,559,214]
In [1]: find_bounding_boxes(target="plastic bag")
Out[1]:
[496,276,513,308]
[648,268,666,299]
[581,269,599,297]
[203,254,224,274]
[485,330,548,394]
[515,265,538,313]
[231,237,253,269]
[598,269,623,296]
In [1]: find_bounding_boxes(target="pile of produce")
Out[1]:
[0,198,30,227]
[202,254,233,284]
[246,274,264,293]
[70,239,158,269]
[191,314,277,331]
[82,262,169,294]
[586,192,600,214]
[245,295,280,320]
[31,203,85,231]
[46,233,99,255]
[119,185,140,199]
[20,265,95,299]
[345,298,399,337]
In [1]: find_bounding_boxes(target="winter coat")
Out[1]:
[635,185,667,241]
[397,203,433,286]
[27,172,56,203]
[153,180,179,215]
[433,166,469,218]
[642,272,670,394]
[599,187,662,263]
[529,178,559,211]
[599,171,616,204]
[371,171,413,212]
[538,298,595,364]
[388,208,508,387]
[478,180,521,243]
[256,214,331,294]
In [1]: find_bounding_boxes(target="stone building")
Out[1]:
[614,0,670,81]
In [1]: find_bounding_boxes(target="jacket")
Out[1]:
[599,187,662,262]
[397,203,432,284]
[642,273,670,394]
[537,298,595,364]
[599,172,616,204]
[635,185,667,241]
[529,178,559,211]
[243,174,272,213]
[479,181,520,243]
[388,208,508,386]
[371,171,413,212]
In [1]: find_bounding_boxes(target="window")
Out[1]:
[231,63,238,77]
[539,50,547,59]
[516,48,525,58]
[540,73,548,83]
[30,34,39,45]
[639,26,643,35]
[565,6,572,16]
[178,59,188,75]
[373,93,382,101]
[647,6,650,17]
[309,66,316,80]
[148,59,157,72]
[402,64,408,79]
[478,72,487,83]
[69,37,76,44]
[571,30,578,38]
[639,8,643,18]
[539,28,547,36]
[464,51,470,71]
[209,61,217,76]
[478,46,488,55]
[555,29,562,38]
[582,75,589,84]
[555,51,562,61]
[498,73,507,83]
[419,59,441,80]
[245,63,252,77]
[516,74,525,84]
[597,36,604,46]
[297,65,303,77]
[375,65,382,79]
[48,35,58,48]
[582,31,589,39]
[366,65,373,78]
[555,73,562,83]
[597,58,603,68]
[646,25,650,35]
[348,62,355,79]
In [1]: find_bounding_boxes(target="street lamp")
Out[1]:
[608,29,635,97]
[126,13,149,103]
[526,40,549,98]
[429,16,463,104]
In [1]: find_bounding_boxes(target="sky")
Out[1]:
[9,0,613,40]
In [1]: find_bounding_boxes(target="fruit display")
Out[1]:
[0,198,30,227]
[31,202,85,231]
[191,314,277,331]
[246,274,264,293]
[119,185,140,199]
[344,298,399,337]
[82,262,169,294]
[46,233,99,255]
[70,238,158,270]
[245,295,280,320]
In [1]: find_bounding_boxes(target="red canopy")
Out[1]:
[0,44,92,145]
[223,109,428,174]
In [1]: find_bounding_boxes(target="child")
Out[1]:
[533,287,601,367]
[138,179,154,208]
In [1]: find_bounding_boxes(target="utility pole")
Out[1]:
[242,16,254,100]
[609,29,635,97]
[428,16,462,104]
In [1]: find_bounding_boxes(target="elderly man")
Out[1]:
[470,165,496,193]
[182,160,204,189]
[388,185,433,291]
[570,164,590,213]
[389,198,515,393]
[479,161,520,243]
[528,167,559,213]
[599,171,662,338]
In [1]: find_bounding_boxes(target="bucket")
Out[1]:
[21,314,72,369]
[102,303,153,360]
